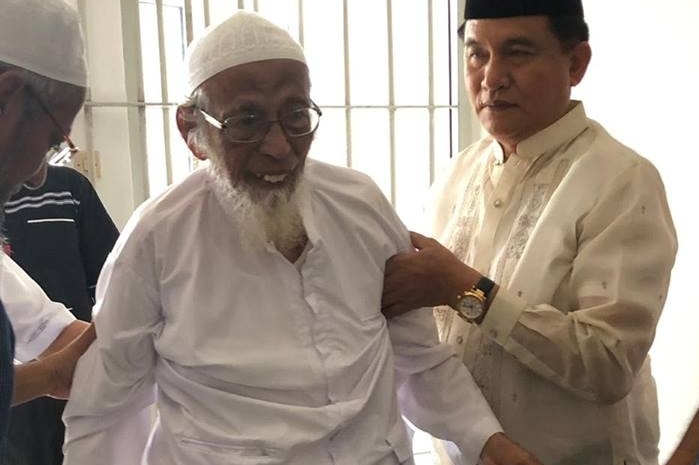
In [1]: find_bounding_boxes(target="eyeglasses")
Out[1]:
[199,102,322,144]
[25,87,80,166]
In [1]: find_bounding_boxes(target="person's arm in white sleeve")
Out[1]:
[62,241,161,465]
[12,323,94,405]
[375,186,541,465]
[0,254,76,361]
[388,308,501,464]
[389,309,542,465]
[0,255,93,405]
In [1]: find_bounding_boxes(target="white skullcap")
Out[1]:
[185,10,306,96]
[0,0,87,87]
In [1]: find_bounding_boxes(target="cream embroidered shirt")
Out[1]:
[430,102,677,465]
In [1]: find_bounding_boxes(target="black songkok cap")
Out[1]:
[465,0,584,20]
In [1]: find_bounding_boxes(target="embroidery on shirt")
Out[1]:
[436,157,491,337]
[504,183,548,261]
[493,156,571,283]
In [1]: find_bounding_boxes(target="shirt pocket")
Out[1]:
[178,436,284,465]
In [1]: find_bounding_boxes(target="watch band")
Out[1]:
[474,276,495,301]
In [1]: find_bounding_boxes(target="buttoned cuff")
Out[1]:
[479,288,526,345]
[455,415,504,465]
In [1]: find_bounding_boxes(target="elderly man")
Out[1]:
[0,0,96,451]
[63,10,542,465]
[382,1,677,464]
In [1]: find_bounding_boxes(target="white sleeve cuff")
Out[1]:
[479,288,526,345]
[1,254,76,361]
[16,307,76,362]
[454,416,503,465]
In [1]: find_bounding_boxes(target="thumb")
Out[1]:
[409,231,431,250]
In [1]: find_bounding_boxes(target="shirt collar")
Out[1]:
[494,101,589,162]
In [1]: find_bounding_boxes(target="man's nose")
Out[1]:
[482,56,510,91]
[259,121,292,159]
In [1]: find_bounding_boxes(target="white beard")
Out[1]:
[207,157,308,257]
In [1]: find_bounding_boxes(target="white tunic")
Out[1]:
[0,254,75,362]
[63,160,501,465]
[430,103,677,465]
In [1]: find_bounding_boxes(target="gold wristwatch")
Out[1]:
[451,276,496,324]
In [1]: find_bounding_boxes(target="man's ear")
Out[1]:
[569,41,592,87]
[176,105,207,161]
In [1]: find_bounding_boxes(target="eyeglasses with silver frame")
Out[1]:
[199,101,322,144]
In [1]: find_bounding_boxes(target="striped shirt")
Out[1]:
[3,165,119,322]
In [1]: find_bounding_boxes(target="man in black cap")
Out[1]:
[382,1,677,464]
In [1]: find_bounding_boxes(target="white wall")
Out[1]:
[574,1,699,462]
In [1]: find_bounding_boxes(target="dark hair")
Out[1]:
[547,16,590,50]
[458,16,590,50]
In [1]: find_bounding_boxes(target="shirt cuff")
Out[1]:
[455,415,504,465]
[15,306,75,362]
[479,288,526,345]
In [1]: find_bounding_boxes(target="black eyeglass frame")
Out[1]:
[24,86,80,165]
[199,101,322,144]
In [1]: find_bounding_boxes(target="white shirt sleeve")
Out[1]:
[62,252,159,464]
[0,254,75,362]
[389,308,502,465]
[369,172,502,463]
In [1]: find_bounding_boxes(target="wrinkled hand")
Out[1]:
[44,323,96,399]
[481,433,545,465]
[382,231,480,318]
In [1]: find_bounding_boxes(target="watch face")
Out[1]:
[457,294,484,320]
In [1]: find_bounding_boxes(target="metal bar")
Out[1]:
[297,0,304,47]
[323,104,457,110]
[84,101,458,109]
[386,0,396,205]
[342,0,352,168]
[203,0,210,27]
[428,0,435,183]
[155,0,174,184]
[449,0,456,158]
[184,0,193,45]
[120,0,150,203]
[253,0,259,12]
[84,101,180,108]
